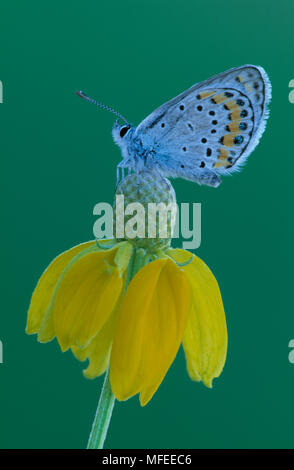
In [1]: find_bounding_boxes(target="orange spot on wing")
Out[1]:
[199,90,216,99]
[213,148,230,168]
[212,93,227,103]
[218,148,229,160]
[227,121,239,132]
[224,100,240,111]
[213,161,227,168]
[222,134,236,147]
[229,109,242,120]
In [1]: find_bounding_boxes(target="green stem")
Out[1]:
[87,368,115,449]
[86,246,148,449]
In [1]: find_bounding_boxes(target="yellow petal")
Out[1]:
[38,241,130,344]
[168,249,227,388]
[72,306,118,378]
[53,245,128,352]
[26,241,96,336]
[110,258,191,406]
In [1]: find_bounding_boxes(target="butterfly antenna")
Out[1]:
[75,90,130,125]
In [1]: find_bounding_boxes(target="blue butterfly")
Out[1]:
[77,65,271,188]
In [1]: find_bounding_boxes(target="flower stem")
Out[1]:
[86,246,148,449]
[87,368,115,449]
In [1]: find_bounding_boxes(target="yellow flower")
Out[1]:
[26,170,227,406]
[27,244,227,406]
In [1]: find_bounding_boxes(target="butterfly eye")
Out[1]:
[120,126,130,138]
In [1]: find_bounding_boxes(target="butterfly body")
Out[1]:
[112,65,271,187]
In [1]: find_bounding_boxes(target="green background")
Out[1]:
[0,0,293,449]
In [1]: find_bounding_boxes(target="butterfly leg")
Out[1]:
[116,166,120,186]
[117,160,129,185]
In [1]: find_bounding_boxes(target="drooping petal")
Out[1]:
[37,241,123,343]
[53,243,132,351]
[26,241,96,336]
[110,258,191,406]
[72,305,118,378]
[37,245,102,343]
[168,249,227,388]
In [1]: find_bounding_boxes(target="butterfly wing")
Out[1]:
[135,65,271,187]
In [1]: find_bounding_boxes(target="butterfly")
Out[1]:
[77,65,271,188]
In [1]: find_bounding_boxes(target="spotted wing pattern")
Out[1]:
[134,65,271,187]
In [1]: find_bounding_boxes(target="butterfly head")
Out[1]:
[112,121,133,148]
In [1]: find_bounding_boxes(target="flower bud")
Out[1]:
[113,170,177,252]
